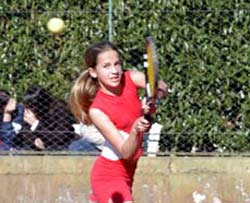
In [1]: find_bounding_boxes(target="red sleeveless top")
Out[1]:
[90,70,143,159]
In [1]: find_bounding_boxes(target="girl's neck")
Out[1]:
[100,84,122,96]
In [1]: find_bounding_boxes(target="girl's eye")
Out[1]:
[115,61,122,67]
[103,63,110,69]
[115,62,121,66]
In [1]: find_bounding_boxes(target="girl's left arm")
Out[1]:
[130,70,168,98]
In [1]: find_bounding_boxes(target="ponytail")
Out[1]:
[69,70,99,124]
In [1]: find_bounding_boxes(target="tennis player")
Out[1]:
[69,41,167,203]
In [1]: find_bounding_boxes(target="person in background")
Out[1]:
[0,90,24,151]
[70,122,105,152]
[14,85,80,151]
[69,41,167,203]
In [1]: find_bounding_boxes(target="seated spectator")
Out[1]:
[0,90,24,150]
[70,123,105,152]
[13,85,80,151]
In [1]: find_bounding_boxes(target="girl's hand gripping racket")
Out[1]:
[143,35,159,122]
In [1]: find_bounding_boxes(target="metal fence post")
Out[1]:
[108,0,113,41]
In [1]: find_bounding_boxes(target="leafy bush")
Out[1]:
[1,0,250,152]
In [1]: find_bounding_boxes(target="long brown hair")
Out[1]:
[69,41,120,124]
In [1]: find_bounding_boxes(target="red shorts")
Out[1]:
[89,156,138,203]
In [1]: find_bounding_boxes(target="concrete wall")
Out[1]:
[0,155,250,203]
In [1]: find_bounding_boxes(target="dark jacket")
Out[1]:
[13,86,80,151]
[0,104,24,150]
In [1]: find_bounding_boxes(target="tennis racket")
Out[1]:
[143,35,159,122]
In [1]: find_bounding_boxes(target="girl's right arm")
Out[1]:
[89,108,151,159]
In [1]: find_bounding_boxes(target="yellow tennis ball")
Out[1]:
[47,17,65,34]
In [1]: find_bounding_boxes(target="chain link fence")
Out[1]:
[1,1,250,155]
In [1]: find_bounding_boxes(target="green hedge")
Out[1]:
[1,0,250,152]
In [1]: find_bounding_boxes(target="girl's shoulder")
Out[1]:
[124,69,145,88]
[124,69,139,82]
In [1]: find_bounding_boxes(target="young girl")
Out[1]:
[69,41,167,203]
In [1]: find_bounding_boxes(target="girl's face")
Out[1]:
[89,49,123,95]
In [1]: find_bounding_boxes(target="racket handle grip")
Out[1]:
[144,113,153,123]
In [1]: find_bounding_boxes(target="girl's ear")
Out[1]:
[88,68,97,78]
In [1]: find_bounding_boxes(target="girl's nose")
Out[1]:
[111,65,119,72]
